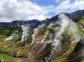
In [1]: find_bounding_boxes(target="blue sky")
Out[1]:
[0,0,84,22]
[30,0,74,6]
[31,0,59,6]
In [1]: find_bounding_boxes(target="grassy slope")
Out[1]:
[0,35,27,56]
[0,35,27,62]
[0,53,23,62]
[0,53,15,62]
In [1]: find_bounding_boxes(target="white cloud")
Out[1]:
[55,0,66,3]
[54,0,84,14]
[0,0,52,22]
[0,0,84,22]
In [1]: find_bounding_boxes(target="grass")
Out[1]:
[0,27,22,36]
[0,35,27,57]
[0,35,27,62]
[0,53,16,62]
[0,53,23,62]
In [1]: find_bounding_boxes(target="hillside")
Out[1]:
[0,10,84,62]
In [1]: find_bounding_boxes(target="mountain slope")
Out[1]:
[26,12,84,62]
[0,19,42,27]
[0,10,84,62]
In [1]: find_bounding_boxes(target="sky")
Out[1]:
[0,0,84,22]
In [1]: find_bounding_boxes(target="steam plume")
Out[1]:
[21,25,30,42]
[46,13,80,62]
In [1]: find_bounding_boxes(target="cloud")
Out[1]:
[54,0,84,14]
[0,0,84,22]
[0,0,53,22]
[55,0,66,3]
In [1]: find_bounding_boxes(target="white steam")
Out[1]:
[69,20,80,42]
[21,25,30,42]
[46,13,80,62]
[47,23,55,28]
[5,32,17,41]
[20,13,81,62]
[5,36,14,41]
[31,24,45,44]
